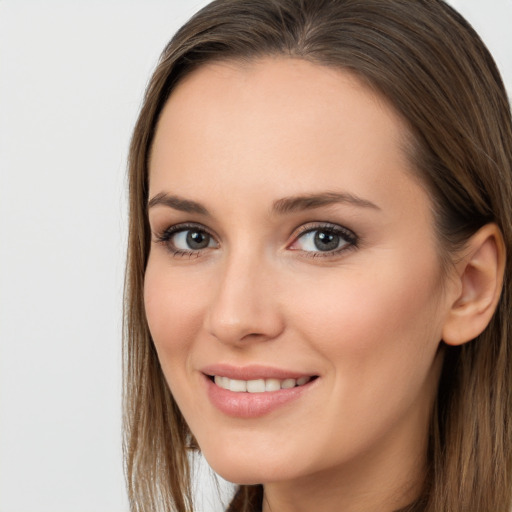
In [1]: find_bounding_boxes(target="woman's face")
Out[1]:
[145,58,452,496]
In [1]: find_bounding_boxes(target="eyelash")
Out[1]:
[153,222,359,259]
[290,223,359,258]
[154,223,216,259]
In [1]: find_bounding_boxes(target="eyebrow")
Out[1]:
[147,190,380,216]
[148,192,210,215]
[272,192,380,214]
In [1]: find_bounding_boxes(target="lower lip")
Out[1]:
[204,375,315,418]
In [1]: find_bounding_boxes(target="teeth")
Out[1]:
[213,375,312,393]
[247,379,265,393]
[229,379,247,392]
[265,378,281,392]
[214,375,226,388]
[281,378,296,389]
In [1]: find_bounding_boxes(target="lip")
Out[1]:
[201,363,313,381]
[201,364,318,418]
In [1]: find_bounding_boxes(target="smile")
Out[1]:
[212,375,313,393]
[204,370,318,418]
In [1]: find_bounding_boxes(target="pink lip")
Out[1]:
[200,364,318,418]
[201,363,312,380]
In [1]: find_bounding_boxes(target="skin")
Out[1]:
[144,58,460,512]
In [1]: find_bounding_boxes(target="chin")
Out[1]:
[203,454,263,485]
[199,442,299,485]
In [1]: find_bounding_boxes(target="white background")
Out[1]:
[0,1,510,511]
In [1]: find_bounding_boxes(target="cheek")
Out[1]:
[287,256,445,389]
[276,259,445,465]
[144,259,206,369]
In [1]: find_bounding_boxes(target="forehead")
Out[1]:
[149,57,424,216]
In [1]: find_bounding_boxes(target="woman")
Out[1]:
[123,1,512,511]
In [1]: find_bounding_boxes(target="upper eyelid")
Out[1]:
[291,221,356,238]
[154,220,353,233]
[155,222,216,238]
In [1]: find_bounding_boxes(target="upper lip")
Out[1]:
[201,363,315,381]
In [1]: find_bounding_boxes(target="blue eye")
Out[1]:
[156,224,218,256]
[172,229,215,250]
[290,224,357,254]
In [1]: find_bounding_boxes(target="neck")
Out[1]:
[262,467,424,512]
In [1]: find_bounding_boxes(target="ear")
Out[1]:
[442,223,506,346]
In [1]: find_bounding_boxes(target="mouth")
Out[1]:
[201,364,319,417]
[207,375,317,393]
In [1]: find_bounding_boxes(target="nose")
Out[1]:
[204,251,285,346]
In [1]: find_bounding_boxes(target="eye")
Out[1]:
[155,223,218,256]
[173,229,214,250]
[288,223,357,255]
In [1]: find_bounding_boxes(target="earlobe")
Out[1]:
[442,223,506,346]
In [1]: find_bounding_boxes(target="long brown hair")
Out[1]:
[123,1,512,510]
